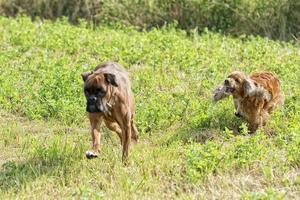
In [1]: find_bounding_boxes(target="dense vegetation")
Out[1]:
[0,17,299,199]
[1,0,300,40]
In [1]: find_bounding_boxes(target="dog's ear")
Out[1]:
[104,73,118,87]
[81,71,93,82]
[243,78,256,96]
[244,79,271,101]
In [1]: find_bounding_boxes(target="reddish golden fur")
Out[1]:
[213,71,283,133]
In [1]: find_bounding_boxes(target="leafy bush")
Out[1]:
[0,0,299,40]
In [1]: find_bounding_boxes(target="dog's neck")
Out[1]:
[106,85,115,109]
[232,89,245,99]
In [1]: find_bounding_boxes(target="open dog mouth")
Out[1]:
[213,86,229,101]
[225,87,235,93]
[213,85,236,102]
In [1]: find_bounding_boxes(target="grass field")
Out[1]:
[0,17,299,199]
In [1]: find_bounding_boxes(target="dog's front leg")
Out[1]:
[261,110,270,126]
[248,112,264,133]
[86,113,102,159]
[234,99,242,118]
[247,99,266,133]
[104,120,123,143]
[248,121,259,133]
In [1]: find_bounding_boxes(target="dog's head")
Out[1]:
[82,71,118,113]
[213,71,258,101]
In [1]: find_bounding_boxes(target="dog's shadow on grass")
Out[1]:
[164,112,242,145]
[0,147,81,192]
[0,158,68,192]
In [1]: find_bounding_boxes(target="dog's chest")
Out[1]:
[103,111,114,121]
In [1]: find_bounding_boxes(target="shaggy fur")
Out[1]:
[213,71,284,133]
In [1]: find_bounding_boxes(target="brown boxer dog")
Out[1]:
[213,71,284,133]
[82,61,139,161]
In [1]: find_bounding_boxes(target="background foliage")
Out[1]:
[0,0,299,40]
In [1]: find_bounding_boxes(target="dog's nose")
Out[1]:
[88,96,97,103]
[224,79,229,85]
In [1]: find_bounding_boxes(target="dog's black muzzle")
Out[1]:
[86,96,106,113]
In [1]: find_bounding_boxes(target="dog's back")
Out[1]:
[250,71,284,112]
[94,61,129,81]
[93,61,135,113]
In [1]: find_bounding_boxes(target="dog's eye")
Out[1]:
[96,88,105,95]
[84,88,90,94]
[234,78,240,83]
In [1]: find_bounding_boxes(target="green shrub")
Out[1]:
[0,0,299,40]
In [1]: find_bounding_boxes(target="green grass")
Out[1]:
[0,17,299,199]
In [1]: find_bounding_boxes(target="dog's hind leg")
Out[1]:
[131,118,139,142]
[266,94,284,113]
[121,111,132,162]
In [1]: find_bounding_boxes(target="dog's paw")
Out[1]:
[85,150,98,159]
[131,135,139,143]
[235,112,242,118]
